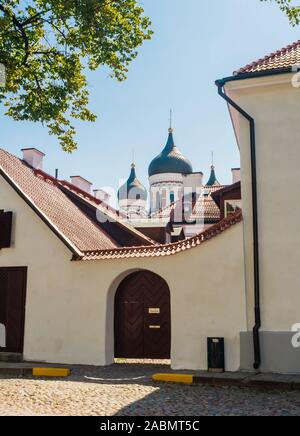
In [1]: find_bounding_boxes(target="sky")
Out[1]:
[1,0,300,204]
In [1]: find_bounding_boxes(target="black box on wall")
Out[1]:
[207,337,225,373]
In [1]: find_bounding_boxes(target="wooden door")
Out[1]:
[114,271,171,359]
[0,267,27,353]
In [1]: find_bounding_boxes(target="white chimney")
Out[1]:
[21,148,45,170]
[232,168,241,184]
[93,189,111,203]
[70,176,92,194]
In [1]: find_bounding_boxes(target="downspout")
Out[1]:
[215,79,261,370]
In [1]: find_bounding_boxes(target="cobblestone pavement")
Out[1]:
[0,364,300,416]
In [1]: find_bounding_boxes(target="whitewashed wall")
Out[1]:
[225,73,300,373]
[0,174,246,371]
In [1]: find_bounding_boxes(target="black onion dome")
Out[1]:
[118,164,148,201]
[148,129,193,177]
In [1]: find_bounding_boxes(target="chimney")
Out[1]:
[231,168,241,184]
[70,176,92,194]
[93,189,111,203]
[21,148,45,170]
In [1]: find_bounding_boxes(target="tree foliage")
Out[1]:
[262,0,300,25]
[0,0,152,151]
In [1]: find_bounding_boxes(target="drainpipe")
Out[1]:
[215,79,261,371]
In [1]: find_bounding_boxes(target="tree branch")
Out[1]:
[22,8,54,27]
[0,3,30,65]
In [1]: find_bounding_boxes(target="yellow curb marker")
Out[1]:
[152,373,193,384]
[32,368,70,377]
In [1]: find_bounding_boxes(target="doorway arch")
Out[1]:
[114,270,171,359]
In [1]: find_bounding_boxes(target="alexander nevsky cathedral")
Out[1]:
[117,126,241,243]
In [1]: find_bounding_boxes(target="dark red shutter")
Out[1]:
[0,211,13,248]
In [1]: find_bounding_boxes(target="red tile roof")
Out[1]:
[57,179,155,245]
[80,209,242,260]
[236,40,300,75]
[0,149,153,255]
[151,185,225,223]
[191,196,221,221]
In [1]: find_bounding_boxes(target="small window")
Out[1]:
[225,200,242,217]
[136,194,141,200]
[0,211,13,249]
[170,191,175,204]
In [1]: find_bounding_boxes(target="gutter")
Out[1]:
[220,66,293,84]
[215,76,262,370]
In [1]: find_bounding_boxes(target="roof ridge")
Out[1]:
[79,209,242,260]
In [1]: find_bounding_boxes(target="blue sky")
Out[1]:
[0,0,299,201]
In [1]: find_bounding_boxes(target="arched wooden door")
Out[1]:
[114,271,171,359]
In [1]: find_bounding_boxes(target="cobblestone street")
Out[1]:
[0,364,300,416]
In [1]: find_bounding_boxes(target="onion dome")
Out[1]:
[148,128,193,177]
[206,165,220,187]
[118,163,148,201]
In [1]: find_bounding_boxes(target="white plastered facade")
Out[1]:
[225,73,300,373]
[0,172,246,371]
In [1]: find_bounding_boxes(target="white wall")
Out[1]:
[183,173,203,192]
[226,73,300,332]
[0,174,247,370]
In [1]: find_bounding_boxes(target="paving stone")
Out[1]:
[0,364,299,416]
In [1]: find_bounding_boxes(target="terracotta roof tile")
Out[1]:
[0,149,151,253]
[57,179,155,245]
[191,196,220,220]
[151,185,225,222]
[80,209,242,261]
[192,185,226,221]
[236,40,300,75]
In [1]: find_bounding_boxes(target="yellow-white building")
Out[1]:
[1,39,300,374]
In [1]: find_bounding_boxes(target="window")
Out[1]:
[225,200,242,218]
[170,191,175,204]
[0,211,13,249]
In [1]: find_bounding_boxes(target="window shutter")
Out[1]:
[0,211,13,248]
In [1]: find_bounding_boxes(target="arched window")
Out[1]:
[170,191,175,204]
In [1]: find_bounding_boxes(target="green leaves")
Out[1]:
[261,0,300,25]
[0,0,153,151]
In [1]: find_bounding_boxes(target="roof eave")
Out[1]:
[215,66,293,87]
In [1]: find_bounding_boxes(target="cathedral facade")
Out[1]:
[118,126,235,241]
